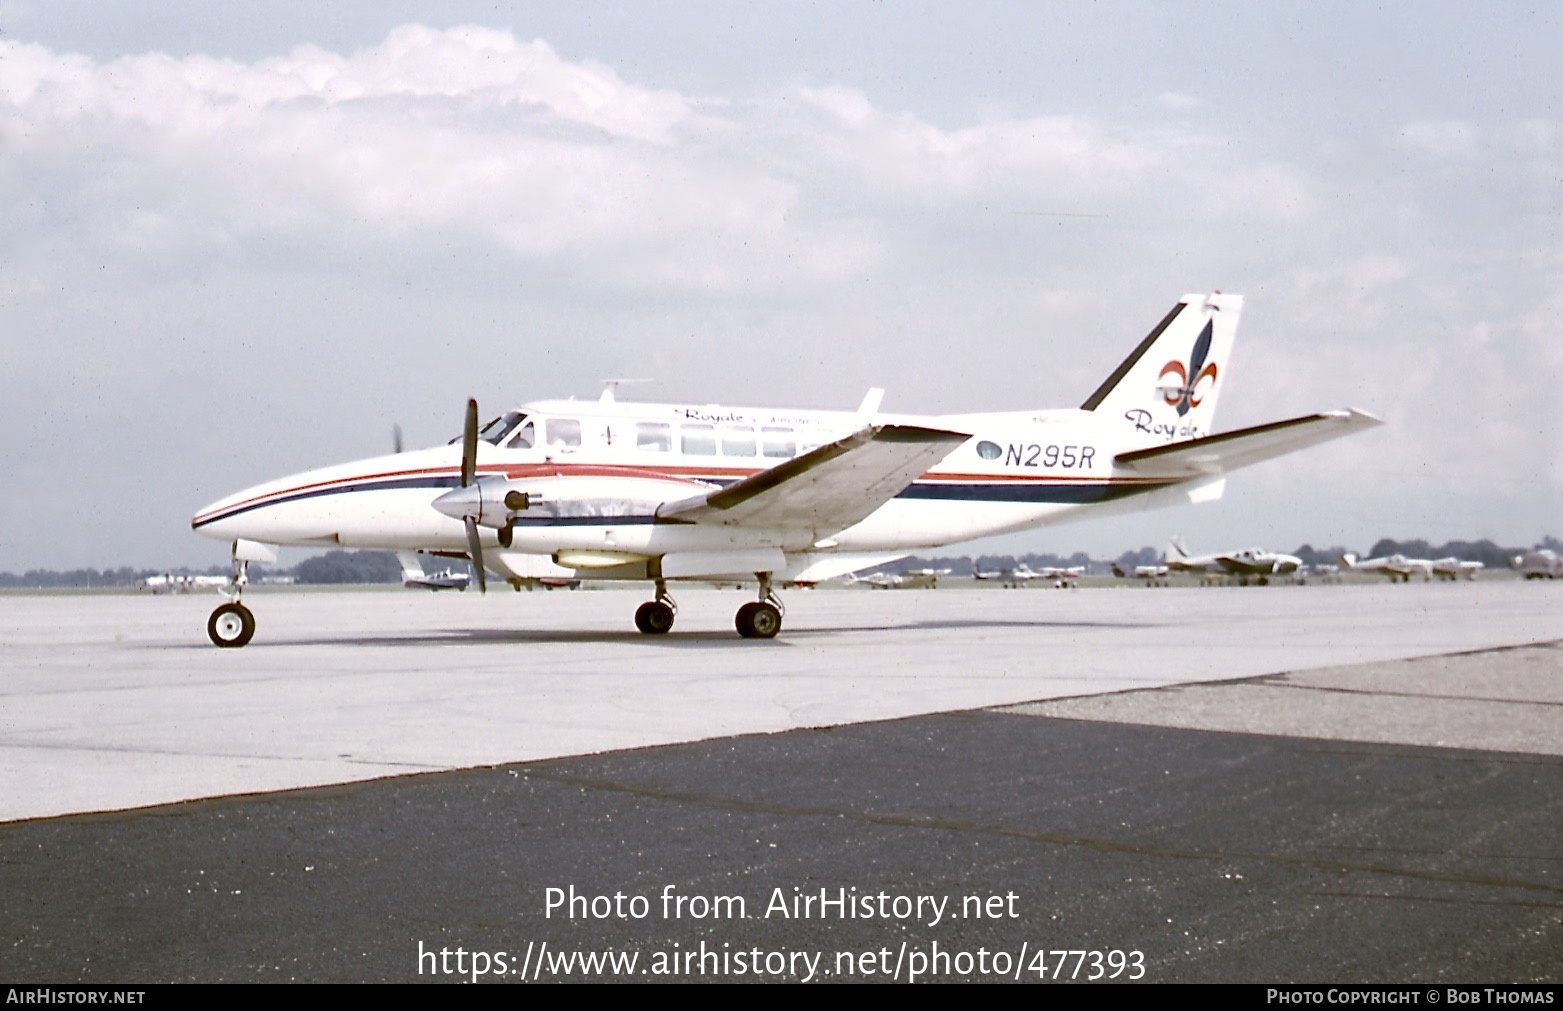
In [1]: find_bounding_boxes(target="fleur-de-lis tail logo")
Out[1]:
[1157,320,1218,416]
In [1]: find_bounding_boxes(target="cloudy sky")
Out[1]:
[2,2,1559,571]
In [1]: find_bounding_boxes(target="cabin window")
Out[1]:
[681,424,717,456]
[976,440,1002,461]
[720,426,756,457]
[761,427,796,458]
[546,418,581,448]
[637,422,672,452]
[506,421,536,449]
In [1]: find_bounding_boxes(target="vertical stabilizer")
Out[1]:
[1081,292,1242,446]
[396,550,425,583]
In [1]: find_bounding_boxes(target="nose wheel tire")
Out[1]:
[207,602,256,648]
[735,600,782,639]
[634,600,675,634]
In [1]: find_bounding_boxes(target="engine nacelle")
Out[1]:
[433,472,710,529]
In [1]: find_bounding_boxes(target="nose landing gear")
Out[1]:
[207,551,255,648]
[207,601,255,648]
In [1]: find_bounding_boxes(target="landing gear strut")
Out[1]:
[735,573,783,639]
[207,554,255,648]
[634,581,677,634]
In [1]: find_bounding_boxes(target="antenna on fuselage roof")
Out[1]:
[598,378,652,403]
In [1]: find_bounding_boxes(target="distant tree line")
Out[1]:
[0,567,169,589]
[0,550,404,588]
[291,550,403,584]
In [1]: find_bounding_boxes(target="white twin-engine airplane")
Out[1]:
[191,293,1380,646]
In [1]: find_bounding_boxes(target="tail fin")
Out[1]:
[396,550,425,584]
[1081,292,1242,444]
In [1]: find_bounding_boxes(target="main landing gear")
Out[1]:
[207,554,255,648]
[631,573,785,639]
[736,573,784,639]
[735,600,782,639]
[634,581,678,634]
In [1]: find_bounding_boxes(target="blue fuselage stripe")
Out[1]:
[193,473,1174,530]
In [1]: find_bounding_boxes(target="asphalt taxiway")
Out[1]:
[1,582,1560,982]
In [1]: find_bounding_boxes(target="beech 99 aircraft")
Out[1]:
[191,293,1379,646]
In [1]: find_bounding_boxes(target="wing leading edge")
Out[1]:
[1114,409,1382,478]
[658,424,969,538]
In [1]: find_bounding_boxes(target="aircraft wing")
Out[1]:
[658,424,968,538]
[1214,556,1265,576]
[1114,409,1382,478]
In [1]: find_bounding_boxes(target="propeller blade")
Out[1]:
[393,423,404,454]
[464,516,487,593]
[462,399,479,487]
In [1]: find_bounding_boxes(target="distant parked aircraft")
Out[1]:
[976,563,1083,588]
[142,573,228,594]
[1431,557,1483,581]
[1513,550,1563,579]
[1166,537,1302,585]
[397,551,472,591]
[1339,553,1433,582]
[848,568,949,589]
[1113,562,1170,585]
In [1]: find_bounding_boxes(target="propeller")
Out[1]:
[460,398,487,593]
[393,423,404,454]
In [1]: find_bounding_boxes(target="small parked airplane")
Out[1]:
[396,551,472,591]
[1112,562,1171,586]
[142,573,228,594]
[1021,563,1085,587]
[1338,552,1433,582]
[192,292,1379,645]
[1513,550,1562,579]
[1431,557,1483,581]
[976,563,1083,587]
[1166,537,1302,584]
[847,568,949,589]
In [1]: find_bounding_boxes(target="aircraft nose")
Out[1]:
[433,484,480,522]
[192,492,249,540]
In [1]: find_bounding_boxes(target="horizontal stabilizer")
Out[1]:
[659,424,968,538]
[1115,409,1382,478]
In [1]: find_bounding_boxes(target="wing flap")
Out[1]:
[659,424,968,536]
[1115,409,1382,478]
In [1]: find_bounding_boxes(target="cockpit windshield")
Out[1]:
[450,412,526,446]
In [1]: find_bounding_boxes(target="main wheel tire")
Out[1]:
[635,601,674,634]
[735,600,782,639]
[207,602,255,648]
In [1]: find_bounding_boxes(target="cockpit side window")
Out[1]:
[506,420,536,449]
[546,418,581,448]
[478,411,523,446]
